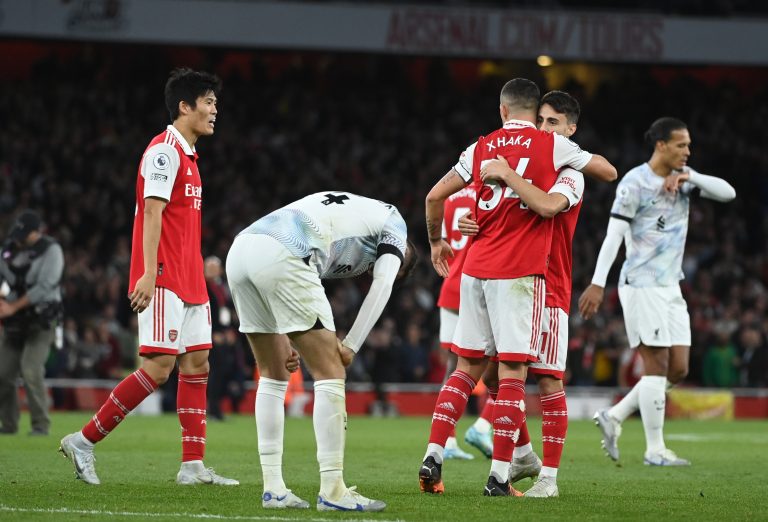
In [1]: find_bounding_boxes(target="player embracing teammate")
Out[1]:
[420,79,616,498]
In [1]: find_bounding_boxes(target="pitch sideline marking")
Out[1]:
[666,433,768,443]
[0,505,405,522]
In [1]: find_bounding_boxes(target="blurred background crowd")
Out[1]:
[1,41,766,406]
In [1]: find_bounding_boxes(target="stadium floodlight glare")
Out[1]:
[537,55,554,67]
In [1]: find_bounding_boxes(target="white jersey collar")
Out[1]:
[502,119,536,129]
[166,125,196,156]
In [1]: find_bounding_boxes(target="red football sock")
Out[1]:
[541,390,568,469]
[480,387,497,423]
[429,371,476,446]
[82,368,158,443]
[516,418,531,447]
[491,378,526,462]
[178,372,208,462]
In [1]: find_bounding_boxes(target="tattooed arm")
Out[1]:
[425,169,468,277]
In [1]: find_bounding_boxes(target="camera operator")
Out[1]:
[0,210,64,436]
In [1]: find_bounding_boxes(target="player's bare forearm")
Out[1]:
[425,212,442,245]
[482,156,566,218]
[581,154,617,182]
[141,198,166,277]
[426,169,466,243]
[507,175,568,219]
[131,197,166,312]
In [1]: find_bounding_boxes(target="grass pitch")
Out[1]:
[1,412,767,521]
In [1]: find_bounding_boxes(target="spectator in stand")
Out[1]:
[736,326,768,387]
[400,321,429,383]
[205,256,245,420]
[0,45,766,388]
[702,327,739,387]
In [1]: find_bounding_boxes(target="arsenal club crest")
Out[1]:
[169,329,178,342]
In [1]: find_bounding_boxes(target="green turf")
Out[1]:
[1,412,767,521]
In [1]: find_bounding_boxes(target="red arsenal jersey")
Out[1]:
[546,168,585,313]
[456,120,593,280]
[437,186,477,310]
[129,125,207,304]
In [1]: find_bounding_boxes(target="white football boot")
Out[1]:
[262,490,310,509]
[593,408,622,461]
[317,486,386,512]
[59,433,100,485]
[644,449,691,467]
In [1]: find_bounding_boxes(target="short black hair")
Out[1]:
[540,90,580,124]
[164,68,222,122]
[644,117,687,146]
[499,78,540,114]
[398,239,419,282]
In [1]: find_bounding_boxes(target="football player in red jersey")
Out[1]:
[459,91,616,497]
[419,79,616,497]
[60,68,238,486]
[436,187,479,460]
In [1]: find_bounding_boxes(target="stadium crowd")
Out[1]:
[1,43,766,397]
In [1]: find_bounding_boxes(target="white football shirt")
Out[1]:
[241,192,407,279]
[610,163,695,287]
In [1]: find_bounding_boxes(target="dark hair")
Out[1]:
[398,239,420,282]
[164,68,222,121]
[540,90,580,124]
[644,117,687,146]
[499,78,540,113]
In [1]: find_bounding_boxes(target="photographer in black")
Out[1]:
[0,211,64,435]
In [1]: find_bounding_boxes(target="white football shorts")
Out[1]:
[618,284,691,348]
[451,274,545,362]
[529,307,568,378]
[439,307,459,350]
[138,287,212,356]
[226,234,335,334]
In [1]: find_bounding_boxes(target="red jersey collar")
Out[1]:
[166,125,197,157]
[502,119,536,129]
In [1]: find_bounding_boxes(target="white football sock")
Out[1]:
[540,466,558,479]
[609,382,641,422]
[424,443,445,464]
[473,417,492,434]
[513,442,533,459]
[445,436,458,450]
[637,375,668,455]
[256,377,288,493]
[180,460,204,472]
[314,379,348,500]
[75,431,95,450]
[490,459,510,482]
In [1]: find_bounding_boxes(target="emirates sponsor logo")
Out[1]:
[185,183,202,210]
[438,402,457,413]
